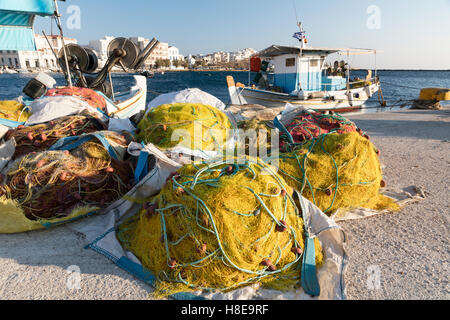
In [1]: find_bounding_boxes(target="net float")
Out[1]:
[70,123,76,129]
[169,259,177,269]
[197,243,207,255]
[18,125,25,129]
[71,130,76,136]
[380,180,386,188]
[106,167,115,173]
[27,132,34,141]
[40,133,47,142]
[326,188,333,196]
[175,187,185,196]
[281,189,287,197]
[36,160,46,168]
[268,265,278,272]
[291,247,303,255]
[276,221,288,232]
[225,166,234,174]
[162,124,167,131]
[60,171,68,181]
[261,259,272,267]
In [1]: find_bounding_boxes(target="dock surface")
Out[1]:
[0,107,448,300]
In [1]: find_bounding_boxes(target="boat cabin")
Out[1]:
[255,45,349,95]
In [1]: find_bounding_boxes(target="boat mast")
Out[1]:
[298,22,304,92]
[53,0,72,87]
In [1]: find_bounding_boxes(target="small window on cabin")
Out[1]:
[310,60,319,68]
[286,58,296,67]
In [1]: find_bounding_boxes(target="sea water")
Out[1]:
[0,70,449,114]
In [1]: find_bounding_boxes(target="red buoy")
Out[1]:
[268,265,277,272]
[261,259,272,267]
[276,221,288,232]
[169,259,177,269]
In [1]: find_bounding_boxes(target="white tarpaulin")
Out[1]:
[26,96,107,125]
[147,88,226,113]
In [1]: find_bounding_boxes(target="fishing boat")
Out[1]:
[227,23,381,111]
[0,0,158,122]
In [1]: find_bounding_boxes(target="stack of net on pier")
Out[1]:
[137,103,232,152]
[45,87,107,111]
[0,100,31,123]
[4,114,106,160]
[280,110,358,152]
[0,133,134,233]
[118,157,323,297]
[278,113,399,214]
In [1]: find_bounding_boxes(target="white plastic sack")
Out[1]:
[26,96,107,125]
[0,138,15,173]
[0,124,10,140]
[147,88,226,113]
[108,118,136,133]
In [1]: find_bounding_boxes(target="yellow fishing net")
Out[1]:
[0,100,31,122]
[136,103,232,152]
[118,157,323,298]
[278,132,399,214]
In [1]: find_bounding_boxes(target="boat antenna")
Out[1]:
[292,0,299,26]
[53,0,73,87]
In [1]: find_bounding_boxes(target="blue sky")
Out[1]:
[35,0,450,69]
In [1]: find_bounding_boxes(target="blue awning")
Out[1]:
[0,0,55,51]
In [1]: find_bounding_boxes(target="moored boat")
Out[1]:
[227,23,381,112]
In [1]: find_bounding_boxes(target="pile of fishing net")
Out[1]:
[136,103,232,152]
[278,131,399,215]
[118,157,323,297]
[280,110,358,151]
[3,114,106,160]
[0,100,31,123]
[45,87,107,111]
[0,133,134,233]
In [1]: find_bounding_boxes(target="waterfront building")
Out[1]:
[0,34,77,71]
[88,36,115,67]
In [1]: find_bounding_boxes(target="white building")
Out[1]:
[129,37,169,68]
[88,36,115,67]
[0,34,77,71]
[230,48,256,61]
[168,46,184,62]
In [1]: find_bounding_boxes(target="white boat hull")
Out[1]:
[104,75,147,119]
[239,84,379,111]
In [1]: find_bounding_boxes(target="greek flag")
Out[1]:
[293,31,306,41]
